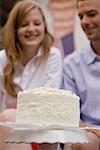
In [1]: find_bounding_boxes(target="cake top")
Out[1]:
[18,87,79,98]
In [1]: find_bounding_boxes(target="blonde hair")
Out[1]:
[3,0,54,97]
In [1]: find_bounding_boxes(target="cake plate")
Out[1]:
[0,122,92,144]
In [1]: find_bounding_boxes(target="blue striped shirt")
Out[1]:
[62,43,100,125]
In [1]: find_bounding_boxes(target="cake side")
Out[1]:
[16,88,80,127]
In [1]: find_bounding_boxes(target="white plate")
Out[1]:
[0,122,83,130]
[5,129,89,144]
[0,122,100,130]
[0,122,89,144]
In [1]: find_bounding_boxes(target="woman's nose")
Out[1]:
[27,23,35,32]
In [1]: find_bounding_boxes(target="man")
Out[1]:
[62,0,100,149]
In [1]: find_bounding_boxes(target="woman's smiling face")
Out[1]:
[17,7,45,51]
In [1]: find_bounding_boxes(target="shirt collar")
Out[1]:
[14,47,43,68]
[28,46,44,67]
[33,47,43,59]
[84,42,99,65]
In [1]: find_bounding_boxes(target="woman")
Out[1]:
[0,0,62,110]
[0,0,62,149]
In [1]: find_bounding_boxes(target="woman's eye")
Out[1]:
[34,21,41,26]
[35,23,40,26]
[21,24,28,27]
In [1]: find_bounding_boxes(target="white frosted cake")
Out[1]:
[16,88,80,127]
